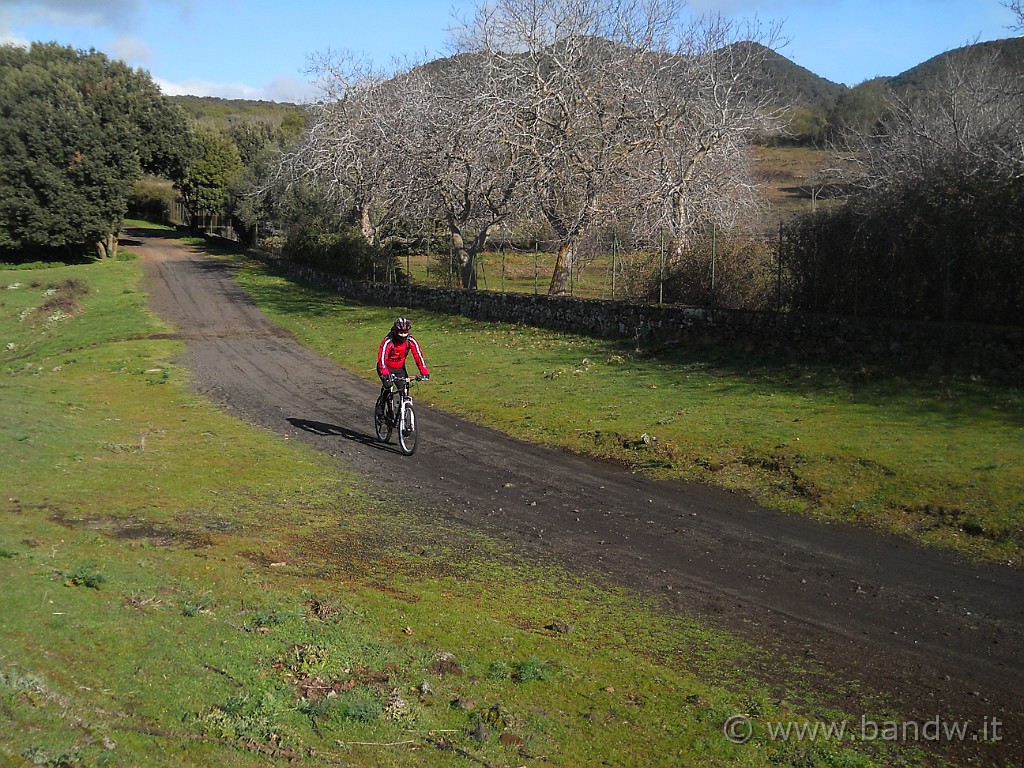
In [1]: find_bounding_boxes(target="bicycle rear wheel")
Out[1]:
[374,395,392,442]
[397,403,417,455]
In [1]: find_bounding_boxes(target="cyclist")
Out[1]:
[377,316,430,391]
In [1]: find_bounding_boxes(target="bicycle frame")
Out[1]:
[385,377,413,417]
[395,381,411,422]
[375,376,421,454]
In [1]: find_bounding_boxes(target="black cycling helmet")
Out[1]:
[393,317,411,336]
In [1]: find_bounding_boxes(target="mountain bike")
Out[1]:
[374,375,425,455]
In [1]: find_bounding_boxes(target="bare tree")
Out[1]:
[276,50,527,288]
[1005,0,1024,32]
[784,41,1024,323]
[847,45,1024,190]
[276,50,406,247]
[453,0,695,295]
[628,20,783,262]
[275,3,787,295]
[453,0,783,294]
[387,56,530,288]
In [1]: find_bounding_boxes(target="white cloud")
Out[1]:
[263,76,317,104]
[108,33,152,66]
[154,74,315,104]
[2,0,145,29]
[0,30,32,48]
[0,0,166,56]
[155,76,263,100]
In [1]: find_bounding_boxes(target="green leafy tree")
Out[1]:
[783,106,829,145]
[824,80,889,143]
[0,42,190,259]
[176,124,244,234]
[228,121,303,245]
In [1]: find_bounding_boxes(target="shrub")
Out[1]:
[485,661,513,680]
[337,691,383,722]
[128,177,177,225]
[784,167,1024,324]
[514,658,553,682]
[661,232,775,311]
[63,564,106,589]
[282,225,396,282]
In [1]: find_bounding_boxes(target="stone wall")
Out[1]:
[253,253,1023,379]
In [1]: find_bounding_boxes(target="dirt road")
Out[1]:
[135,230,1023,764]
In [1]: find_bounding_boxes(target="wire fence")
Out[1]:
[168,201,239,242]
[189,202,1022,326]
[377,225,786,314]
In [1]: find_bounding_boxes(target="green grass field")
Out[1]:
[0,230,901,766]
[234,254,1024,567]
[398,245,644,300]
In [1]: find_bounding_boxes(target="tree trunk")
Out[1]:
[358,204,378,247]
[458,251,477,289]
[95,232,118,259]
[450,230,477,289]
[669,193,691,266]
[548,240,576,295]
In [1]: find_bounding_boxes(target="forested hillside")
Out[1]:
[168,95,307,129]
[887,36,1024,91]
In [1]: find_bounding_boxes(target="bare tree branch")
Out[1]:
[844,45,1024,192]
[1004,0,1023,33]
[455,0,784,292]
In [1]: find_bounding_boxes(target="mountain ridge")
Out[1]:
[168,36,1023,115]
[750,35,1023,108]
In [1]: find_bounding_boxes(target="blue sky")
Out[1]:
[0,0,1018,102]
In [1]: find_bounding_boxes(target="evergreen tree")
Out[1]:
[0,42,189,259]
[175,124,244,234]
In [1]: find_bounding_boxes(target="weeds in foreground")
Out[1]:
[60,564,106,589]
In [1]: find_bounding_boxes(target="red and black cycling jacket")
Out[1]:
[377,333,430,378]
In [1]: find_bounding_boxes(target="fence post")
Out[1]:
[776,220,784,314]
[659,229,665,305]
[944,247,952,324]
[534,241,539,295]
[606,233,614,299]
[711,223,717,309]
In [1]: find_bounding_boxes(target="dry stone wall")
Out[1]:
[255,253,1023,380]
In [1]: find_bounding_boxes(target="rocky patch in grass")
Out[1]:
[32,278,89,322]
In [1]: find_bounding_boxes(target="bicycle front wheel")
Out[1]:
[397,403,417,455]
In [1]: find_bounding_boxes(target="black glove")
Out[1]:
[417,374,430,381]
[384,373,396,387]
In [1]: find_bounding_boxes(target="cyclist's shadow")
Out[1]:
[286,417,391,451]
